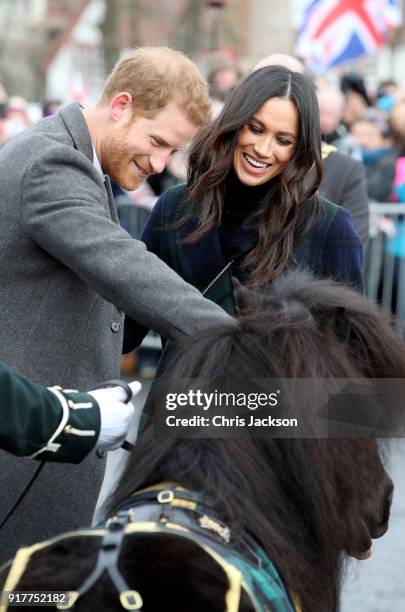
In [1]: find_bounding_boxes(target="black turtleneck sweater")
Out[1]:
[218,169,272,265]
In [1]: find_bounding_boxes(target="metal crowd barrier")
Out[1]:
[366,203,405,337]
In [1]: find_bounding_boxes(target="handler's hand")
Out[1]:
[89,381,142,450]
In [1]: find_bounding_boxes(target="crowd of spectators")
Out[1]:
[314,73,405,205]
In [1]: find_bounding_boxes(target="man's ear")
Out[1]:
[109,92,133,122]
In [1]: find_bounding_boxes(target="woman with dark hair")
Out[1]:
[2,272,402,612]
[124,66,362,350]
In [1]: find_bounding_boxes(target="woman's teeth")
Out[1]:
[243,153,270,169]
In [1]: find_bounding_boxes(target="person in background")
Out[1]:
[350,112,396,202]
[389,101,405,203]
[317,86,362,160]
[207,58,243,104]
[207,57,243,117]
[252,53,369,250]
[3,96,31,138]
[376,79,399,113]
[42,100,62,118]
[383,102,405,265]
[374,101,405,313]
[377,79,399,100]
[340,72,372,128]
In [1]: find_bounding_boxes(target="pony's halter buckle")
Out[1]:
[119,590,143,610]
[157,489,174,504]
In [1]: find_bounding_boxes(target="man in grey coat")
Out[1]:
[0,47,233,560]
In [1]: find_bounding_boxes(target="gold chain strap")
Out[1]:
[202,260,234,296]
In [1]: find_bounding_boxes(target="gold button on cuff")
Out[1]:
[63,425,73,435]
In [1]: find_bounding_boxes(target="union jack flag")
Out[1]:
[295,0,403,71]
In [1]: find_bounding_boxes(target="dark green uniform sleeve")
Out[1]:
[0,362,101,463]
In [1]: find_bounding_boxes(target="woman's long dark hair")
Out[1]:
[108,272,404,612]
[180,66,323,286]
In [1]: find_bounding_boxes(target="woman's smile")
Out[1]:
[241,152,272,173]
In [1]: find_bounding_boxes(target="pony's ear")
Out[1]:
[329,304,381,363]
[233,278,265,316]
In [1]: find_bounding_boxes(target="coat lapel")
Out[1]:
[59,103,119,224]
[58,103,93,163]
[104,176,119,224]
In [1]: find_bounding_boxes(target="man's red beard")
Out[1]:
[100,131,144,191]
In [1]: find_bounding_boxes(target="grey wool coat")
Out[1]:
[0,103,232,561]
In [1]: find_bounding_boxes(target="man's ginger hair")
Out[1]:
[99,47,210,125]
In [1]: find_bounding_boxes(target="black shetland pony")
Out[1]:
[1,271,404,612]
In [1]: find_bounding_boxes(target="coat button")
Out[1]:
[97,449,107,458]
[111,320,121,333]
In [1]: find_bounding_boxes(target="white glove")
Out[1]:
[89,381,142,451]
